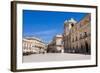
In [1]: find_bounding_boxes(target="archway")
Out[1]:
[85,41,89,54]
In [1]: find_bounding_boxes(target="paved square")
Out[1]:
[23,53,91,63]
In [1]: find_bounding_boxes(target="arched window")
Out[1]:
[76,36,78,41]
[84,32,87,38]
[71,23,74,27]
[80,34,82,39]
[72,38,74,42]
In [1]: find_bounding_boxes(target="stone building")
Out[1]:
[63,18,77,53]
[47,34,64,53]
[63,14,91,54]
[22,37,47,55]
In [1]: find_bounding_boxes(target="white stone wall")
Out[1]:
[22,38,47,55]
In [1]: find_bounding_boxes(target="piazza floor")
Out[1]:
[23,53,91,63]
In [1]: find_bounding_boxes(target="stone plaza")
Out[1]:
[23,53,90,63]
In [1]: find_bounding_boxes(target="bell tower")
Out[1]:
[63,18,77,53]
[64,18,77,35]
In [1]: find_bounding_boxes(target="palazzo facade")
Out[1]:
[63,14,91,54]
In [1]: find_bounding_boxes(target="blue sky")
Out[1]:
[23,10,87,43]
